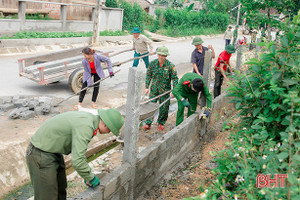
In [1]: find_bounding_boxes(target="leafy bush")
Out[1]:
[0,30,127,39]
[201,13,300,200]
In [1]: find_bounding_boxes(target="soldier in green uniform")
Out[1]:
[26,109,124,200]
[143,46,178,131]
[233,25,239,45]
[172,72,212,126]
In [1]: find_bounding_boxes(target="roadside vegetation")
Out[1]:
[0,30,127,39]
[185,11,300,200]
[0,13,52,20]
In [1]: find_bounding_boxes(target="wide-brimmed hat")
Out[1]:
[131,27,141,33]
[192,37,204,45]
[225,44,236,54]
[97,109,124,136]
[156,46,169,56]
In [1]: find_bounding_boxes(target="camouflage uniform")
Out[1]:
[145,59,178,125]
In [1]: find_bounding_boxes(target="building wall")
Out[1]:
[0,7,123,34]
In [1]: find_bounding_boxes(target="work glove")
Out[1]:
[204,110,210,117]
[182,99,191,108]
[85,176,100,188]
[109,72,114,78]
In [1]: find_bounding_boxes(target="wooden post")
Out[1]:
[60,5,67,32]
[92,0,102,46]
[18,1,26,31]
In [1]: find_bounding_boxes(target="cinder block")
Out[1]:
[14,99,26,107]
[0,104,15,112]
[22,99,30,107]
[20,110,35,120]
[9,107,29,119]
[28,99,39,110]
[2,97,12,104]
[9,108,21,119]
[39,96,52,104]
[34,106,43,115]
[103,176,118,199]
[42,104,52,114]
[12,96,20,103]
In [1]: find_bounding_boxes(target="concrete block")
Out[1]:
[28,99,39,110]
[9,107,29,119]
[2,97,12,104]
[12,96,20,103]
[38,96,52,104]
[0,104,15,112]
[21,99,30,107]
[103,176,118,199]
[9,108,21,119]
[14,99,26,107]
[42,104,52,114]
[20,110,35,120]
[34,106,43,115]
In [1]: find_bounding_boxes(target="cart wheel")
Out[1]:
[68,68,84,94]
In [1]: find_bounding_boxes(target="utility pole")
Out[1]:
[92,0,102,46]
[236,3,241,25]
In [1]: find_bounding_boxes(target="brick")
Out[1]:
[9,108,21,119]
[20,110,35,120]
[0,104,15,112]
[22,99,30,107]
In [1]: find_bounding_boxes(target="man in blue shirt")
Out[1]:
[191,37,215,77]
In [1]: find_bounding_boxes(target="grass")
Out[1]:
[0,30,128,39]
[157,26,223,37]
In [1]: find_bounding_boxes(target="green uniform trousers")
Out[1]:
[176,93,198,126]
[26,144,67,200]
[146,92,170,125]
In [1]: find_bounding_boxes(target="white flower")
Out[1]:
[245,150,249,153]
[235,175,245,183]
[279,159,283,162]
[234,153,240,158]
[243,127,247,130]
[262,155,267,160]
[240,138,244,142]
[277,143,281,147]
[263,164,266,169]
[269,148,274,152]
[260,190,266,195]
[234,194,238,200]
[284,139,288,142]
[238,147,244,151]
[274,148,278,151]
[205,189,208,193]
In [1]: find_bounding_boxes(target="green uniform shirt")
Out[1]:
[172,73,212,108]
[31,111,100,181]
[145,59,178,93]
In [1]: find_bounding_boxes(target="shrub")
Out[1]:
[201,13,300,200]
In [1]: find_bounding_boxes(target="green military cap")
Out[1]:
[192,37,204,45]
[132,27,141,33]
[225,44,236,54]
[97,109,124,136]
[156,46,169,56]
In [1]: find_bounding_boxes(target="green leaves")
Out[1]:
[277,152,289,160]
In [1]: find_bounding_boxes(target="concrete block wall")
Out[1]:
[74,92,234,200]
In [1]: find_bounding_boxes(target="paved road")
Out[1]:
[0,35,233,98]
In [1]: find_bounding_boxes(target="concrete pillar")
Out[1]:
[18,1,26,31]
[92,0,102,46]
[91,8,96,21]
[60,5,67,32]
[200,51,212,107]
[122,67,143,199]
[236,45,243,70]
[255,38,261,59]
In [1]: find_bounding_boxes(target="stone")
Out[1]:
[20,110,35,120]
[42,104,52,114]
[34,106,43,115]
[38,96,52,104]
[2,97,12,104]
[14,99,26,107]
